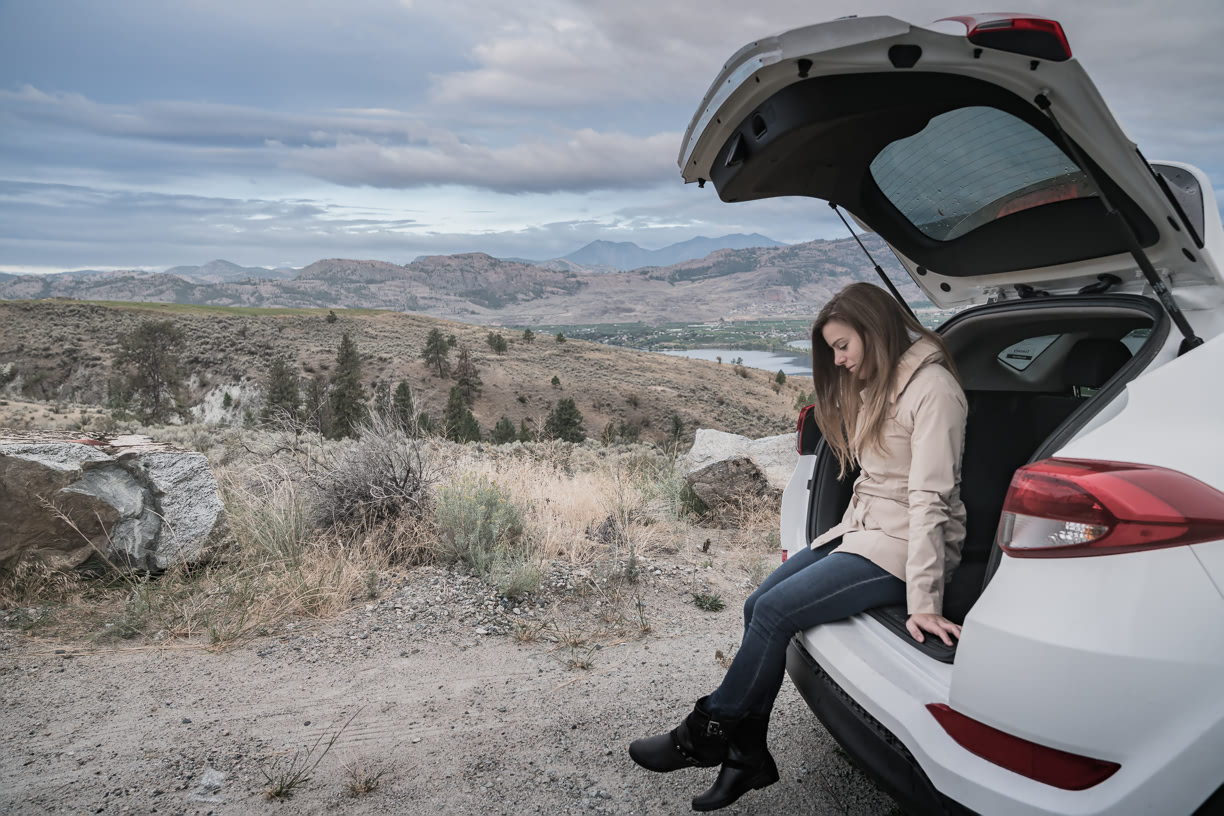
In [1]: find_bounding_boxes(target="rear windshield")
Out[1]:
[869,106,1097,241]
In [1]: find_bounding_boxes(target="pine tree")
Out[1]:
[517,418,535,443]
[486,332,508,354]
[544,397,586,443]
[491,416,517,444]
[326,310,338,324]
[670,413,685,444]
[555,332,566,344]
[443,386,481,443]
[263,357,300,421]
[393,381,415,430]
[328,332,366,439]
[304,374,330,435]
[422,328,450,378]
[551,375,561,388]
[112,319,187,423]
[522,328,534,344]
[775,370,787,385]
[454,345,482,406]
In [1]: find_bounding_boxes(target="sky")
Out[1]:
[1,0,1222,273]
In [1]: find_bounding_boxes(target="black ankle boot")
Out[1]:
[691,712,779,811]
[628,697,740,773]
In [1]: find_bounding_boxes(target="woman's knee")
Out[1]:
[743,592,759,628]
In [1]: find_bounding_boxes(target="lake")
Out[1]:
[657,347,812,376]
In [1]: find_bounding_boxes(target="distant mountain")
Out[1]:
[0,235,918,324]
[0,272,13,283]
[556,233,787,271]
[164,259,297,283]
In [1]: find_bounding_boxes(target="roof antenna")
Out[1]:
[828,202,918,323]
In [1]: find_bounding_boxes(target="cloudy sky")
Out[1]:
[2,0,1221,273]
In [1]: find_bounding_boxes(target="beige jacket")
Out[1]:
[810,338,968,616]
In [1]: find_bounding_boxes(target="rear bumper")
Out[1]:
[786,636,977,816]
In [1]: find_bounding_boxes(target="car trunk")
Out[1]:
[803,295,1168,662]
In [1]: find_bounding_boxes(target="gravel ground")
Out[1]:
[1,551,901,816]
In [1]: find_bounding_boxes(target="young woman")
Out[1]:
[629,282,968,811]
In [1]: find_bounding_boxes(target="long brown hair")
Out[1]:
[810,283,958,476]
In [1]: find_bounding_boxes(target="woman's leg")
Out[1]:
[707,553,903,717]
[741,537,841,641]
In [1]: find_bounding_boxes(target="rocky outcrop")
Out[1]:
[682,429,796,509]
[0,434,230,573]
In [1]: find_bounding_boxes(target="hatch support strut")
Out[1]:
[829,202,918,323]
[1036,92,1204,356]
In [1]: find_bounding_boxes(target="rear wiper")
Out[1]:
[1035,92,1204,356]
[829,202,919,323]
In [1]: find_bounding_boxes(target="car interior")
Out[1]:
[805,295,1167,662]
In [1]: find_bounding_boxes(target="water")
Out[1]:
[657,347,812,376]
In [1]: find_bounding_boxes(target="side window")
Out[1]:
[1121,327,1150,355]
[997,334,1061,371]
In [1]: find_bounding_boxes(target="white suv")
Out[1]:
[679,13,1224,816]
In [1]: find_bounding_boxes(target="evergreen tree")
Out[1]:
[544,397,586,443]
[670,413,685,444]
[326,310,338,324]
[522,328,534,344]
[263,357,300,421]
[393,381,415,430]
[517,418,535,443]
[418,411,435,435]
[304,373,330,435]
[491,416,517,444]
[328,332,366,439]
[551,375,561,388]
[443,386,481,442]
[454,345,482,406]
[422,328,450,378]
[371,379,392,419]
[555,332,566,344]
[775,369,787,385]
[486,332,508,354]
[112,319,187,423]
[446,334,457,347]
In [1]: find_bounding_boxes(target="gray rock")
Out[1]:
[187,767,227,803]
[682,429,796,491]
[0,438,230,573]
[685,456,776,509]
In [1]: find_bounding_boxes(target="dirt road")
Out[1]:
[1,558,899,816]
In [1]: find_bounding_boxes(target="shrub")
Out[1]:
[326,310,338,324]
[626,393,640,407]
[550,375,560,388]
[733,364,750,379]
[775,370,786,385]
[435,475,538,597]
[486,332,508,354]
[555,332,566,344]
[310,409,434,529]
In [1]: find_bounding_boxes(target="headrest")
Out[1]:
[1063,338,1132,389]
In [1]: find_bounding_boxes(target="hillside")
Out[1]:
[0,301,810,441]
[0,236,916,325]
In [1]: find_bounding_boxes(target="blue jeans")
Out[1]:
[705,542,905,717]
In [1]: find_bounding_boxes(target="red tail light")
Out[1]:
[938,14,1072,62]
[796,404,819,454]
[927,704,1119,790]
[998,459,1224,558]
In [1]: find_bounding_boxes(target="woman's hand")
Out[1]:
[905,613,961,646]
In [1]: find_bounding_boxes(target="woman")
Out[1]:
[629,282,968,811]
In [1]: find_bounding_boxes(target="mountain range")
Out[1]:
[0,235,919,324]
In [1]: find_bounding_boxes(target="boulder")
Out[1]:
[682,429,797,510]
[0,433,230,573]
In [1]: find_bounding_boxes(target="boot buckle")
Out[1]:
[705,720,724,738]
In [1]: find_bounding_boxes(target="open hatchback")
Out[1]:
[680,13,1224,816]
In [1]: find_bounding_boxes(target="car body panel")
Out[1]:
[679,16,1223,308]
